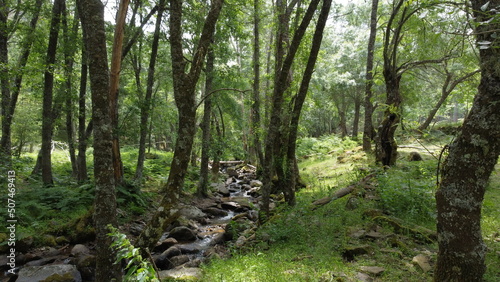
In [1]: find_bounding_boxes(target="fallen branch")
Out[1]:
[312,173,376,209]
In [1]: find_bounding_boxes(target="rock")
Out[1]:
[212,183,230,196]
[235,236,247,247]
[55,236,70,245]
[129,221,145,236]
[76,255,96,281]
[203,207,228,217]
[17,265,82,282]
[43,235,57,247]
[250,180,263,187]
[412,254,432,272]
[360,266,385,276]
[409,151,423,161]
[221,201,243,211]
[71,244,90,257]
[169,255,190,267]
[226,166,239,177]
[356,272,373,282]
[154,237,178,252]
[154,246,181,269]
[222,196,253,209]
[178,244,203,254]
[159,267,203,281]
[341,245,372,261]
[17,236,34,253]
[169,226,197,241]
[179,206,207,221]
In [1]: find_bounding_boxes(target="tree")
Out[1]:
[363,0,379,151]
[77,0,121,279]
[135,0,166,183]
[41,0,65,186]
[136,0,223,253]
[434,0,500,280]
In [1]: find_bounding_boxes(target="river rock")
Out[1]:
[250,180,263,187]
[154,246,182,269]
[202,207,228,217]
[169,254,190,267]
[76,254,96,281]
[169,226,197,241]
[17,264,82,282]
[71,244,90,257]
[226,166,239,177]
[154,237,179,252]
[179,206,207,221]
[159,267,203,281]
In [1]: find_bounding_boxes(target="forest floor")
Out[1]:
[200,133,500,282]
[1,130,499,281]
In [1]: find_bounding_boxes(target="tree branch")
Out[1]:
[196,88,251,109]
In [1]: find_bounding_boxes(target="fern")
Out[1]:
[108,225,159,282]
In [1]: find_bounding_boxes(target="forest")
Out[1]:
[0,0,499,281]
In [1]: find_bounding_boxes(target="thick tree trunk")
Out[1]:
[434,1,500,280]
[198,47,214,197]
[41,0,64,186]
[135,0,165,183]
[77,0,121,280]
[136,0,223,253]
[362,0,379,152]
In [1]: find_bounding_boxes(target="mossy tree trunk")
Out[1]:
[77,0,121,280]
[434,1,500,280]
[136,0,223,253]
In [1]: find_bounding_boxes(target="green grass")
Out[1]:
[201,135,500,282]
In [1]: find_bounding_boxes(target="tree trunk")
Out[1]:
[136,0,223,253]
[109,0,130,186]
[0,0,10,167]
[434,1,500,280]
[135,0,165,183]
[251,0,264,166]
[362,0,379,152]
[41,0,64,186]
[198,47,214,197]
[352,93,361,138]
[77,0,121,280]
[284,0,332,206]
[77,41,89,183]
[63,6,79,178]
[261,0,321,217]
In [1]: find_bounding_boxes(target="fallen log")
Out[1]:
[312,173,376,209]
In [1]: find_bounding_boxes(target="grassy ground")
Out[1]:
[201,135,500,282]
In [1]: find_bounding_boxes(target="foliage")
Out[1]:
[376,160,437,225]
[108,225,159,282]
[296,135,358,158]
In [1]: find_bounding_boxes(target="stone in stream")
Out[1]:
[71,244,90,257]
[169,254,191,267]
[154,246,182,269]
[202,207,228,217]
[212,182,230,196]
[17,265,82,282]
[179,205,207,221]
[168,226,197,242]
[154,237,179,252]
[250,180,263,187]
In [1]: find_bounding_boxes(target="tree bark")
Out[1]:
[251,0,264,166]
[109,0,130,186]
[0,0,10,167]
[261,0,321,216]
[77,40,90,183]
[41,0,65,186]
[136,0,223,253]
[434,1,500,280]
[362,0,379,152]
[135,0,165,183]
[284,0,332,206]
[77,0,121,280]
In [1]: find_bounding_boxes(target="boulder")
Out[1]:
[202,207,228,217]
[412,254,432,272]
[76,255,96,281]
[179,206,207,221]
[71,244,90,257]
[17,265,82,282]
[154,246,181,269]
[154,237,178,252]
[169,255,190,267]
[169,226,197,241]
